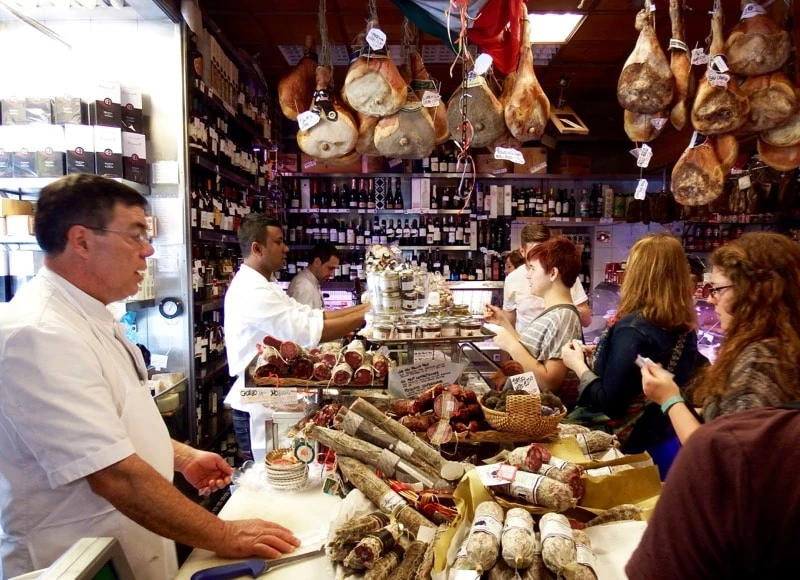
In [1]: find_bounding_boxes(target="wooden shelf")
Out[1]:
[191,154,263,195]
[193,229,239,244]
[191,84,263,141]
[196,356,229,385]
[279,172,642,180]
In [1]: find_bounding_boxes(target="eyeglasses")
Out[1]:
[709,284,733,299]
[85,227,151,246]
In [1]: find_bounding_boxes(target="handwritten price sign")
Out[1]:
[240,387,298,405]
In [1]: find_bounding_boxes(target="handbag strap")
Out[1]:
[665,332,689,375]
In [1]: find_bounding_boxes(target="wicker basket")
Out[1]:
[480,393,566,440]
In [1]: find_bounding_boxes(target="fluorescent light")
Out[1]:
[528,12,585,44]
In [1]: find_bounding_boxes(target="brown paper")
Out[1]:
[579,465,662,511]
[543,437,655,469]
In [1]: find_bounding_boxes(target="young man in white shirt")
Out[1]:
[504,223,592,332]
[287,241,341,309]
[224,215,367,462]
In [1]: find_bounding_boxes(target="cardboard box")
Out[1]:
[33,125,65,178]
[558,154,592,175]
[474,154,512,175]
[5,214,34,237]
[299,152,361,174]
[121,132,147,184]
[53,95,86,125]
[120,85,144,133]
[64,124,95,175]
[1,97,25,125]
[94,126,122,178]
[0,198,34,217]
[90,80,122,128]
[276,153,298,173]
[25,98,53,125]
[362,155,386,173]
[514,147,548,174]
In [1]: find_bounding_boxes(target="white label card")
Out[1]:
[494,146,525,165]
[635,179,648,200]
[649,2,656,11]
[417,526,437,544]
[637,143,653,168]
[240,387,298,405]
[651,117,668,130]
[297,110,321,131]
[669,38,688,52]
[421,90,441,107]
[629,147,641,159]
[473,53,494,75]
[738,175,751,189]
[388,360,466,398]
[691,48,709,66]
[365,28,387,50]
[150,353,168,371]
[741,2,767,19]
[706,70,730,88]
[508,371,539,394]
[711,55,729,73]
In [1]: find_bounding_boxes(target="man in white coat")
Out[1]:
[224,214,368,462]
[0,175,299,580]
[287,241,341,309]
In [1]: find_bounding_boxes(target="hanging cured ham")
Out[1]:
[761,89,800,147]
[724,0,790,77]
[690,5,750,135]
[624,110,668,143]
[668,0,694,131]
[373,87,436,159]
[297,66,358,160]
[504,12,550,141]
[671,139,724,206]
[355,112,381,156]
[757,139,800,171]
[342,25,407,117]
[278,35,317,121]
[712,133,739,175]
[738,73,796,133]
[617,9,674,115]
[446,75,506,149]
[409,51,449,145]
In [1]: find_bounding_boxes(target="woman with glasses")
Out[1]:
[560,234,701,476]
[642,232,800,444]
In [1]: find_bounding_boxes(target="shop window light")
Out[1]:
[528,12,585,44]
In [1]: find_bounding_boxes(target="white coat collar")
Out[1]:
[39,266,115,326]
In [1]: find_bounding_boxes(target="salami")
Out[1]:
[465,501,505,573]
[353,364,375,385]
[313,361,332,381]
[392,399,421,416]
[259,345,283,366]
[289,356,314,379]
[398,413,434,432]
[540,513,577,575]
[344,339,366,368]
[507,444,552,472]
[501,472,573,512]
[331,362,354,386]
[279,340,304,361]
[262,335,282,350]
[372,353,390,378]
[501,507,536,569]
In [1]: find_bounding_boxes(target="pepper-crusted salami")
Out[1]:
[501,507,536,569]
[392,540,427,580]
[540,513,577,575]
[585,504,643,527]
[331,362,354,386]
[465,501,504,573]
[344,522,402,570]
[501,472,574,512]
[364,545,404,580]
[334,512,391,543]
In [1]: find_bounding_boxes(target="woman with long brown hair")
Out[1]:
[561,233,700,475]
[643,232,800,444]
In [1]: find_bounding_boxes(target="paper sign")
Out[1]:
[691,47,709,66]
[303,159,317,169]
[706,70,730,88]
[474,463,511,487]
[531,161,547,173]
[635,179,648,200]
[649,2,656,11]
[473,53,493,75]
[150,353,168,371]
[297,110,321,131]
[629,147,641,159]
[741,2,766,19]
[495,463,518,482]
[689,130,700,148]
[366,28,387,50]
[651,117,668,130]
[508,371,539,394]
[738,175,751,189]
[388,360,466,398]
[377,345,391,357]
[240,387,298,405]
[421,90,441,107]
[451,571,480,580]
[465,72,482,88]
[494,146,525,165]
[637,143,653,168]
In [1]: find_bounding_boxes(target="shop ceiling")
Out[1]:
[198,0,780,142]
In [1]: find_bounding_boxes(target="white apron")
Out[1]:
[11,278,178,580]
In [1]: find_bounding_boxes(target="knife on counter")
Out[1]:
[190,545,326,580]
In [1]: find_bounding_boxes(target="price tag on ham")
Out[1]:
[691,47,709,66]
[473,53,493,76]
[421,90,441,107]
[711,55,729,73]
[741,2,767,19]
[669,38,688,52]
[507,371,540,395]
[494,146,525,165]
[706,70,730,88]
[365,27,387,50]
[240,386,298,406]
[388,360,466,399]
[739,174,751,189]
[635,179,648,200]
[651,117,668,130]
[636,143,653,168]
[297,110,321,131]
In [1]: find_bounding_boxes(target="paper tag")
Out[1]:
[417,525,437,544]
[635,179,648,200]
[451,571,480,580]
[293,439,316,464]
[297,110,321,131]
[471,514,503,542]
[474,463,511,487]
[711,55,729,73]
[377,345,391,357]
[738,175,751,189]
[741,2,767,19]
[649,2,656,11]
[389,157,404,168]
[669,38,688,52]
[421,90,441,107]
[689,130,700,148]
[465,72,483,88]
[576,544,597,569]
[706,70,730,88]
[637,143,653,168]
[494,146,525,165]
[389,360,466,398]
[150,353,168,371]
[691,47,709,66]
[473,53,493,75]
[366,28,387,50]
[531,161,547,173]
[495,463,518,482]
[540,515,574,541]
[240,387,298,405]
[303,159,317,169]
[629,147,641,159]
[651,117,668,130]
[508,371,539,394]
[378,490,407,514]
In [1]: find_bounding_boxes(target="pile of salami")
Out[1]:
[391,384,488,441]
[253,336,390,387]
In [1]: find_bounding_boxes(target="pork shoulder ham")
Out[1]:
[373,87,436,159]
[278,35,317,121]
[671,139,725,206]
[297,66,358,160]
[668,0,694,131]
[409,51,449,145]
[504,13,550,141]
[446,76,506,149]
[757,138,800,171]
[761,89,800,147]
[342,25,407,117]
[617,9,675,115]
[724,1,790,77]
[690,5,750,135]
[738,72,796,133]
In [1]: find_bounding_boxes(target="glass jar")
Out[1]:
[441,318,460,337]
[382,291,401,313]
[402,294,417,311]
[395,324,415,340]
[379,272,400,292]
[373,324,393,340]
[451,304,470,317]
[421,321,442,339]
[400,272,416,292]
[459,319,483,337]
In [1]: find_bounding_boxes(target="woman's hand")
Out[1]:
[561,340,589,375]
[491,326,517,353]
[484,305,514,333]
[641,363,681,406]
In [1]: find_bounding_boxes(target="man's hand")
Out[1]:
[216,519,300,560]
[180,449,233,496]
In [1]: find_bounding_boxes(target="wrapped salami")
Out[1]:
[289,356,314,380]
[280,340,306,361]
[344,340,367,368]
[332,362,354,386]
[313,361,332,381]
[372,352,390,378]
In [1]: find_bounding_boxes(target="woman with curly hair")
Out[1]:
[642,232,800,444]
